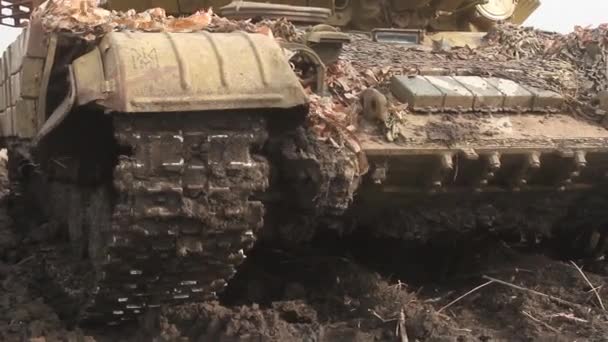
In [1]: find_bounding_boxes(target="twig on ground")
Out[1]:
[369,309,397,323]
[425,292,453,303]
[448,309,457,319]
[392,280,406,290]
[16,255,35,266]
[52,158,67,168]
[396,309,409,342]
[522,310,561,334]
[409,287,424,305]
[437,280,495,313]
[500,240,514,250]
[436,312,452,321]
[570,261,606,311]
[482,275,579,308]
[453,267,534,281]
[548,312,589,324]
[586,285,603,294]
[515,267,534,274]
[425,297,443,303]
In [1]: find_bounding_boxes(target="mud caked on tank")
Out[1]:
[1,0,608,324]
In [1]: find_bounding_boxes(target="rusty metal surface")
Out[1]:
[72,31,307,112]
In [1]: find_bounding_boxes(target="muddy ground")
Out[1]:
[1,154,608,342]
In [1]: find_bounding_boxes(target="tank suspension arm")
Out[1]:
[430,152,455,192]
[557,150,588,191]
[474,152,501,192]
[509,152,541,191]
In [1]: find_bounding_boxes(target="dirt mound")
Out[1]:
[134,253,456,342]
[129,239,608,342]
[2,223,608,342]
[1,149,608,341]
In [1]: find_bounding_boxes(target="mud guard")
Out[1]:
[70,31,308,113]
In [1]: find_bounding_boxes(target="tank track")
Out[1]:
[40,112,269,324]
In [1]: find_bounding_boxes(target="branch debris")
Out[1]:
[437,280,495,313]
[548,312,589,324]
[522,310,561,334]
[570,261,606,311]
[483,275,580,308]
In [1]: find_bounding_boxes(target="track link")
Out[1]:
[41,112,269,323]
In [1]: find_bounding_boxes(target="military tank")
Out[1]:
[2,0,608,325]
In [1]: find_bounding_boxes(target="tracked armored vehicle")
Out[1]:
[1,0,608,324]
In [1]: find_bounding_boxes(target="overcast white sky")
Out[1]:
[0,1,607,51]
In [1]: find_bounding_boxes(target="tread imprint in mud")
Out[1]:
[78,113,269,323]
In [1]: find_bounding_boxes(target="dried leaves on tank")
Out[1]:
[29,1,608,175]
[33,0,305,41]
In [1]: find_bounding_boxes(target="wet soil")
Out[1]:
[1,154,608,342]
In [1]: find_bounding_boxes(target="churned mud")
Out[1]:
[1,152,608,342]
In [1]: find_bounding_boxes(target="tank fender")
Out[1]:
[71,31,308,113]
[72,47,106,106]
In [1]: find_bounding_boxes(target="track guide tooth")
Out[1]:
[510,152,541,191]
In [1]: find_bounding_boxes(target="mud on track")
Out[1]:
[1,154,608,341]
